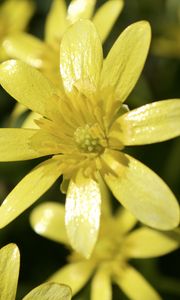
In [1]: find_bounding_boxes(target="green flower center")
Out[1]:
[74,124,106,153]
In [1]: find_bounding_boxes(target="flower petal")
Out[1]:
[65,170,101,258]
[60,19,103,98]
[67,0,96,23]
[0,244,20,300]
[45,0,67,48]
[30,202,69,246]
[22,112,41,129]
[123,227,179,258]
[101,150,180,230]
[110,99,180,145]
[100,21,151,113]
[22,282,72,300]
[91,267,112,300]
[92,0,124,43]
[115,265,162,300]
[0,128,45,161]
[1,0,34,32]
[3,33,51,69]
[0,158,61,228]
[0,60,58,119]
[49,261,95,295]
[115,208,137,234]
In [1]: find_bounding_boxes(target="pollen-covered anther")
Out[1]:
[74,124,106,153]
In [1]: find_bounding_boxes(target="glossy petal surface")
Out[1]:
[102,150,179,230]
[115,266,162,300]
[22,283,71,300]
[110,99,180,145]
[0,60,58,119]
[60,19,103,98]
[67,0,96,23]
[100,21,151,110]
[0,128,44,161]
[93,0,124,43]
[49,261,95,295]
[65,172,101,258]
[0,159,61,228]
[91,267,112,300]
[124,227,179,258]
[0,244,20,300]
[30,202,69,245]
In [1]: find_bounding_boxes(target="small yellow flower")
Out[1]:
[2,0,124,86]
[30,201,179,300]
[0,243,72,299]
[0,20,180,258]
[0,0,34,62]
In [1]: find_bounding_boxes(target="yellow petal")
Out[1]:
[115,208,137,234]
[65,171,101,258]
[30,202,69,246]
[123,227,179,258]
[22,112,41,129]
[0,128,45,161]
[0,60,58,119]
[100,21,151,113]
[67,0,96,23]
[115,265,162,300]
[91,267,112,300]
[0,243,20,300]
[3,33,50,69]
[60,19,103,98]
[0,0,34,33]
[49,261,95,295]
[101,150,180,230]
[110,99,180,145]
[22,282,72,300]
[0,158,61,228]
[92,0,124,43]
[45,0,67,48]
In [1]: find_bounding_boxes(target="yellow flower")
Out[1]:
[2,0,124,87]
[0,243,72,299]
[30,201,179,300]
[0,0,34,62]
[0,20,180,258]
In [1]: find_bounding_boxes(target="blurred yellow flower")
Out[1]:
[2,0,123,86]
[0,243,72,299]
[30,201,179,300]
[0,20,180,258]
[0,0,34,62]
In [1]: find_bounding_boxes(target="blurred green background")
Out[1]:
[0,0,179,299]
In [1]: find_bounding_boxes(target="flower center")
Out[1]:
[74,124,106,153]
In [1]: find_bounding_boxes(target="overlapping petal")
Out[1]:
[115,265,162,300]
[93,0,124,43]
[91,267,112,300]
[115,208,137,234]
[101,149,179,230]
[67,0,96,23]
[65,171,101,258]
[0,158,61,228]
[45,0,67,48]
[100,21,151,113]
[110,99,180,145]
[123,227,179,258]
[0,128,44,161]
[0,244,19,300]
[49,261,95,295]
[30,202,69,246]
[22,283,72,300]
[60,19,103,98]
[3,34,51,69]
[0,60,58,119]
